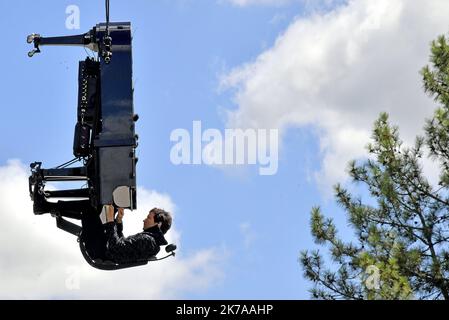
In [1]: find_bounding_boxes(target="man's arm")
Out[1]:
[103,205,123,246]
[103,206,131,256]
[103,206,160,263]
[104,205,125,237]
[115,208,125,238]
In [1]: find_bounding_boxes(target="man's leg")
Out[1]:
[81,210,108,260]
[52,200,92,220]
[34,190,90,220]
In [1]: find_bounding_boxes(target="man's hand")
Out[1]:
[117,208,125,223]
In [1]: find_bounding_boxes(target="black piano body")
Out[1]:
[28,22,139,213]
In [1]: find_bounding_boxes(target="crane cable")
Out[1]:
[105,0,110,38]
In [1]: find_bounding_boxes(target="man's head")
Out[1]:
[143,208,172,234]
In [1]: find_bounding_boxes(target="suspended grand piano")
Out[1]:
[26,6,177,270]
[28,22,139,213]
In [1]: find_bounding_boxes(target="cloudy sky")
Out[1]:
[0,0,448,299]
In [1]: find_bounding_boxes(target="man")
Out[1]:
[102,205,172,263]
[33,190,173,264]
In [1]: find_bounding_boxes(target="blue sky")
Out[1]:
[0,0,447,299]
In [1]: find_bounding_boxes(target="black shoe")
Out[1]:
[33,188,51,215]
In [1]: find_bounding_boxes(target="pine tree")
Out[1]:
[300,35,449,300]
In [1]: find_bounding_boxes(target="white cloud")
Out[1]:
[223,0,292,6]
[220,0,447,195]
[222,0,341,9]
[0,160,225,299]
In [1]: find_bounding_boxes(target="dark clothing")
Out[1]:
[54,200,108,260]
[82,213,108,260]
[104,222,168,264]
[49,199,167,264]
[51,199,90,220]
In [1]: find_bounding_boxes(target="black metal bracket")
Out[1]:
[27,32,95,58]
[56,216,82,237]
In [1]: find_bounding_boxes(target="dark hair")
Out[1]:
[151,208,172,234]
